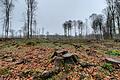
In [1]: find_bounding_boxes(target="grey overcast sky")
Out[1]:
[0,0,107,35]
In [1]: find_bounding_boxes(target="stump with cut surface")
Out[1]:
[51,50,79,68]
[34,50,79,79]
[51,50,68,58]
[63,53,79,64]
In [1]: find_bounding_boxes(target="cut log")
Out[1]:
[79,62,97,68]
[16,59,30,65]
[105,57,120,64]
[33,67,61,79]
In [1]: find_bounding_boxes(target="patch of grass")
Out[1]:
[25,41,36,46]
[105,50,120,56]
[1,43,12,49]
[20,70,34,78]
[0,68,11,76]
[101,63,113,72]
[99,68,110,76]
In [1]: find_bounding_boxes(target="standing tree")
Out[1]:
[9,29,15,38]
[25,0,37,38]
[68,20,73,36]
[106,0,116,37]
[115,0,120,35]
[18,29,22,38]
[0,0,14,38]
[103,8,112,39]
[63,20,72,37]
[63,22,67,37]
[21,13,27,38]
[22,22,27,38]
[90,13,98,39]
[85,19,88,38]
[66,21,70,36]
[73,20,77,37]
[90,14,104,39]
[96,14,104,39]
[33,20,37,37]
[42,27,45,35]
[77,20,84,37]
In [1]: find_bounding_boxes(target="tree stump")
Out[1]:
[51,50,68,58]
[51,50,79,67]
[36,50,79,79]
[53,56,64,67]
[63,53,79,64]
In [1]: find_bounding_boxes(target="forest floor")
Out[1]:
[0,39,120,80]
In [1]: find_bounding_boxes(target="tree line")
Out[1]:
[63,20,84,37]
[1,0,120,39]
[63,0,120,40]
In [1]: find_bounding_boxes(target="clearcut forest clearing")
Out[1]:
[0,39,120,80]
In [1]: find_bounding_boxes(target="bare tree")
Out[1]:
[25,0,37,38]
[68,20,73,36]
[33,20,37,36]
[63,22,67,37]
[9,29,15,38]
[103,8,113,39]
[85,19,88,37]
[62,20,73,37]
[21,13,27,38]
[90,13,98,39]
[90,13,104,39]
[18,29,22,38]
[115,0,120,35]
[0,0,15,38]
[77,20,84,37]
[73,20,77,36]
[106,0,116,36]
[42,27,44,35]
[96,14,104,39]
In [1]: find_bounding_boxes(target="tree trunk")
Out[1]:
[117,16,120,36]
[112,13,116,37]
[30,2,33,38]
[27,2,30,39]
[78,28,80,37]
[75,26,77,37]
